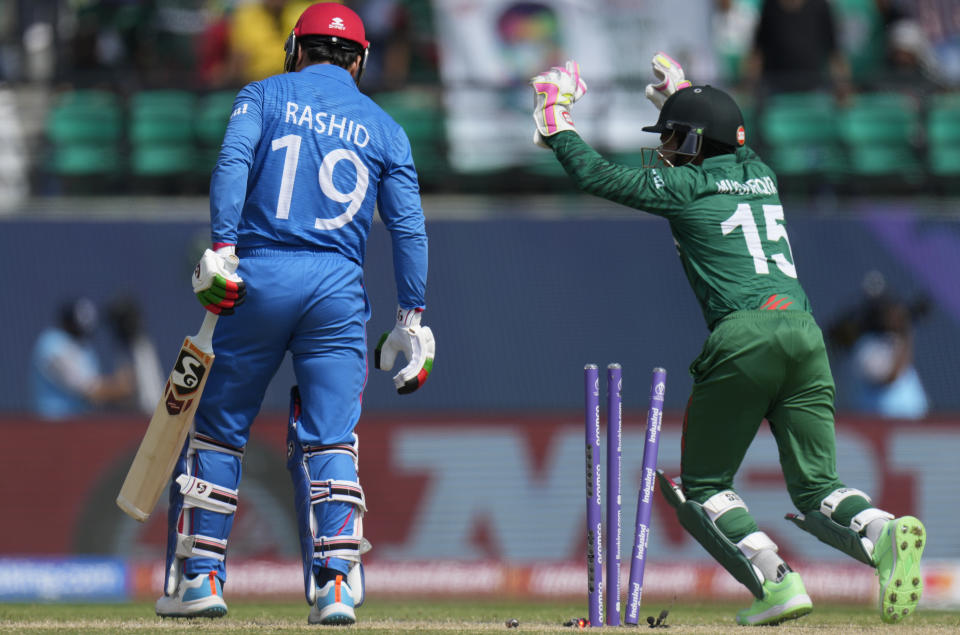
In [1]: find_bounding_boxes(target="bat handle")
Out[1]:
[193,312,219,353]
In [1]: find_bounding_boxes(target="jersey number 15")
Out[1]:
[721,203,797,279]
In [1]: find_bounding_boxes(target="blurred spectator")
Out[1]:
[60,1,153,89]
[912,0,960,86]
[197,1,241,89]
[58,1,206,90]
[106,294,164,415]
[200,0,429,91]
[351,0,413,91]
[827,271,931,420]
[228,0,311,84]
[712,0,759,85]
[885,17,943,88]
[849,0,943,93]
[30,297,134,420]
[746,0,852,99]
[143,0,209,88]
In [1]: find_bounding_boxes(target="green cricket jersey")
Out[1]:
[547,131,811,329]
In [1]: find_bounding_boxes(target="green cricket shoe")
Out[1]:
[874,516,926,624]
[735,572,812,626]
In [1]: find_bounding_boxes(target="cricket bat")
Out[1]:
[116,311,219,522]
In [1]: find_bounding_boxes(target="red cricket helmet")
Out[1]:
[283,2,370,80]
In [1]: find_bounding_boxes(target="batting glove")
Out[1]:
[645,52,692,110]
[192,247,246,315]
[374,307,435,395]
[531,60,588,148]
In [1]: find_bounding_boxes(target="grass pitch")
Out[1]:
[0,598,958,634]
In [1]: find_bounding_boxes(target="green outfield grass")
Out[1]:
[0,598,958,634]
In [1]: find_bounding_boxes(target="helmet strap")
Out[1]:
[283,30,298,73]
[355,47,369,85]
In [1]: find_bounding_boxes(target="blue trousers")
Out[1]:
[174,246,369,582]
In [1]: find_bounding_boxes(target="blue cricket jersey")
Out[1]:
[210,64,428,309]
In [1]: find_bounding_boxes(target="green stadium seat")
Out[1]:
[375,89,447,182]
[44,90,123,181]
[929,91,960,110]
[47,90,123,145]
[129,89,197,114]
[129,90,196,145]
[195,91,236,146]
[193,91,237,175]
[759,92,844,177]
[927,95,960,177]
[837,92,922,180]
[129,90,197,178]
[49,145,121,177]
[764,91,835,113]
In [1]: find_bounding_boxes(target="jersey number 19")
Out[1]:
[271,134,369,230]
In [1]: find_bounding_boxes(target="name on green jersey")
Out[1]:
[715,176,777,196]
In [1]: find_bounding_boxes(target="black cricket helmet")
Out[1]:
[642,85,746,165]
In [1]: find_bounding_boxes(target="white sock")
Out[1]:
[752,549,791,583]
[864,517,889,546]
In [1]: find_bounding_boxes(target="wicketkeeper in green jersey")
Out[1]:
[530,54,927,626]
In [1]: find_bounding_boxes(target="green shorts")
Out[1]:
[681,310,844,512]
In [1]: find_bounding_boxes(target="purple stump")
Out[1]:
[605,363,622,626]
[584,364,603,627]
[625,367,667,625]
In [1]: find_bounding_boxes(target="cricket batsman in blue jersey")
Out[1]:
[155,3,434,625]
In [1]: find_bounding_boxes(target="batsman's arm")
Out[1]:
[373,127,433,395]
[377,126,428,310]
[210,82,263,247]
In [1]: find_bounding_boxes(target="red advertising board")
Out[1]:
[3,413,958,603]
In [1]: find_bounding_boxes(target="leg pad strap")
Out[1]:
[785,510,874,566]
[176,474,238,514]
[176,534,228,561]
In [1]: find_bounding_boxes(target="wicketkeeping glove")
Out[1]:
[531,60,588,148]
[192,248,246,315]
[645,52,692,110]
[374,307,435,394]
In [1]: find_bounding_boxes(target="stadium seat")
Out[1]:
[837,92,923,182]
[128,90,197,178]
[927,94,960,177]
[194,90,237,176]
[758,92,844,177]
[44,90,123,178]
[375,89,447,184]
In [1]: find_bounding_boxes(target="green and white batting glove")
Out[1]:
[374,307,435,394]
[531,59,588,148]
[192,247,246,315]
[645,52,692,110]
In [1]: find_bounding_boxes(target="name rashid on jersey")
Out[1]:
[284,101,370,148]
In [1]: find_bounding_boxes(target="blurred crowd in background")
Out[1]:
[0,0,958,200]
[0,1,953,421]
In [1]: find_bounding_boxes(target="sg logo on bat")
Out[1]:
[171,346,206,395]
[164,344,209,415]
